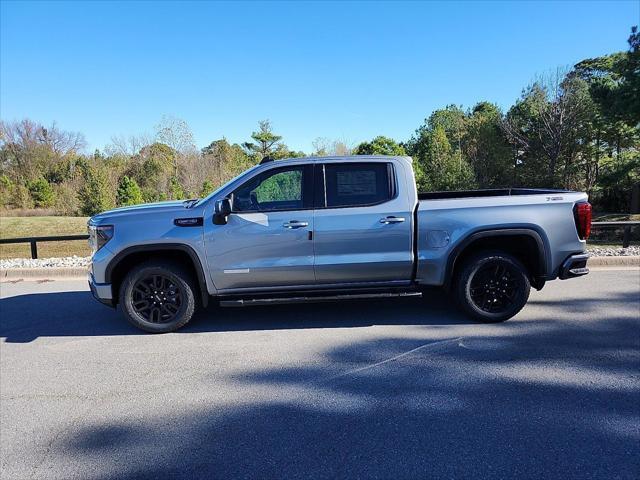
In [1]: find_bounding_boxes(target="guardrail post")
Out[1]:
[30,240,38,259]
[622,226,631,248]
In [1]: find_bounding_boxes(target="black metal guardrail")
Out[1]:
[591,221,639,248]
[0,235,89,259]
[0,222,638,259]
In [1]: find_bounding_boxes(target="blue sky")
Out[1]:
[1,1,637,153]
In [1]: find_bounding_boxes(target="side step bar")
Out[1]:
[219,291,422,307]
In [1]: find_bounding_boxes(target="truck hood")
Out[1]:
[90,200,201,224]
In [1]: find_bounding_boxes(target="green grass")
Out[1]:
[0,216,90,259]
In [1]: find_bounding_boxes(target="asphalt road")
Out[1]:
[1,268,639,480]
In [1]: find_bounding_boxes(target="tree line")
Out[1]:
[0,27,637,216]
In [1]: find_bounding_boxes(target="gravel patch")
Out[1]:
[586,246,640,257]
[0,256,90,269]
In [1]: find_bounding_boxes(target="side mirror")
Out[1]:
[213,198,232,225]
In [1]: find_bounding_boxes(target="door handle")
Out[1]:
[283,221,309,229]
[380,216,405,224]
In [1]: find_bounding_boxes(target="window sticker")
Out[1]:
[336,170,377,196]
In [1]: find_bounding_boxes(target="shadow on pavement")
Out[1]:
[57,313,640,479]
[0,288,470,343]
[2,279,639,478]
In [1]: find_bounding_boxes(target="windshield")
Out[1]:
[194,164,262,207]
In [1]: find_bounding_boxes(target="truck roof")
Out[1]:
[261,155,413,165]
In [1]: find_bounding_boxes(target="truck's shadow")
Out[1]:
[0,289,470,343]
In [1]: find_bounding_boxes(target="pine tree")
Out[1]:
[242,120,282,160]
[116,175,143,206]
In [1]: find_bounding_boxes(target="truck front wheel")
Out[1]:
[454,251,530,323]
[119,261,197,333]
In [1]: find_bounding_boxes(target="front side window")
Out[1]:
[324,163,393,208]
[232,166,305,212]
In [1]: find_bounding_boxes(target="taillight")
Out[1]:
[573,202,592,240]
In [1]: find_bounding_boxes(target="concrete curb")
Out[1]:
[587,255,640,266]
[1,256,638,281]
[1,267,87,280]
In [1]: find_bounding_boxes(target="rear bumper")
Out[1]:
[559,253,589,280]
[88,273,114,307]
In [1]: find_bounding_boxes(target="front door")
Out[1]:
[204,164,315,292]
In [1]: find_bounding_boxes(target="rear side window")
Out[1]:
[323,163,393,208]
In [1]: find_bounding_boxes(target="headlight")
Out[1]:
[88,225,114,253]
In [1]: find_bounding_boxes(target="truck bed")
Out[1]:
[418,188,571,200]
[415,188,588,287]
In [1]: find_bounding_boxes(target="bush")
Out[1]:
[53,183,80,215]
[0,174,13,208]
[116,175,144,206]
[27,177,56,207]
[200,179,215,197]
[12,184,34,209]
[169,176,186,200]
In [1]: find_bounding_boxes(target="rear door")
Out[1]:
[313,161,413,285]
[205,164,315,291]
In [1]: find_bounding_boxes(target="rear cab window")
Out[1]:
[321,162,394,208]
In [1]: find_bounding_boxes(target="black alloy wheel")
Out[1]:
[120,261,197,333]
[131,274,183,324]
[455,252,531,323]
[469,262,522,314]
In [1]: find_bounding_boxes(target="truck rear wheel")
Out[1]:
[454,251,530,323]
[119,261,196,333]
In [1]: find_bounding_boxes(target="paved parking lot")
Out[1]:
[1,268,639,479]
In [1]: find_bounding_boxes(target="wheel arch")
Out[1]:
[444,227,550,291]
[105,244,209,307]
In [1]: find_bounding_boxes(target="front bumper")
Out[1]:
[559,253,590,280]
[88,273,115,307]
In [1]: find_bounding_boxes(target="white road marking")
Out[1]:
[317,337,463,384]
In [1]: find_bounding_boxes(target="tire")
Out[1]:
[454,251,530,323]
[119,260,197,333]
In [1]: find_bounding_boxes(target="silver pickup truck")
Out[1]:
[88,155,591,333]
